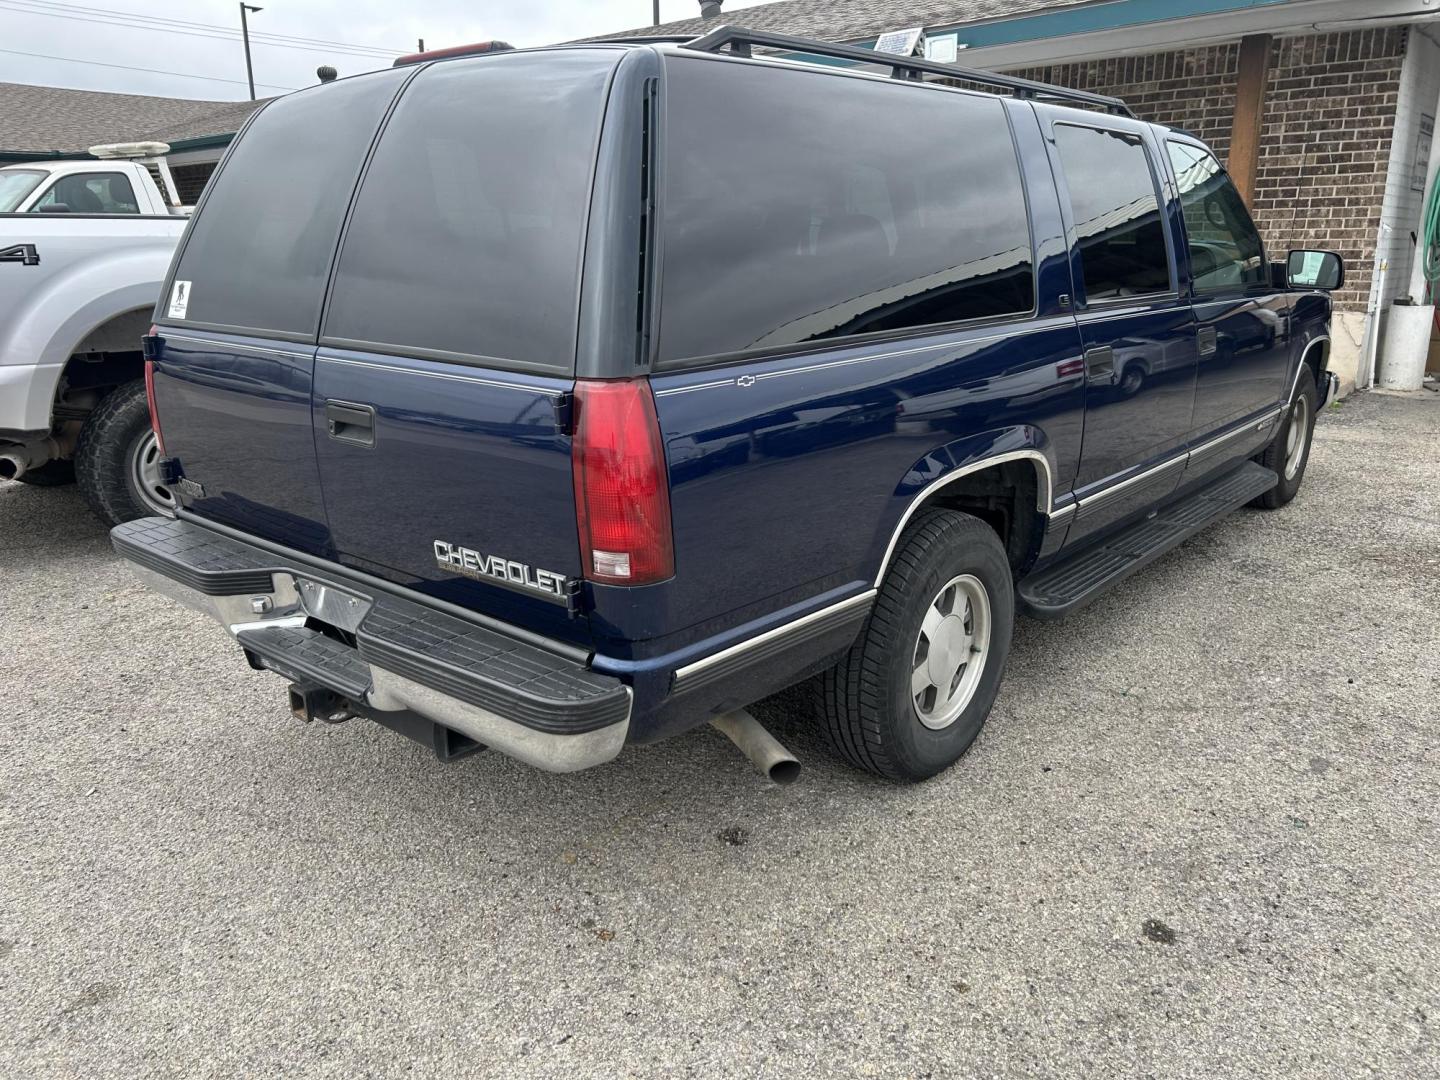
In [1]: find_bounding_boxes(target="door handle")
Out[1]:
[1083,345,1115,383]
[1197,326,1218,357]
[325,401,375,448]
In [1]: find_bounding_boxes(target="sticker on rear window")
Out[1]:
[167,280,191,319]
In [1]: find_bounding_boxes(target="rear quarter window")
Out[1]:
[164,67,409,338]
[322,51,618,373]
[657,56,1035,365]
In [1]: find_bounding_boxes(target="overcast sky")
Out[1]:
[3,0,775,101]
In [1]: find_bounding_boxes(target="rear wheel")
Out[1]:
[1251,374,1317,509]
[75,380,177,526]
[812,509,1014,782]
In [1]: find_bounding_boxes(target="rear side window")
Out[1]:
[657,57,1035,364]
[1166,141,1267,292]
[165,68,408,337]
[1052,125,1171,302]
[323,51,618,372]
[32,172,138,214]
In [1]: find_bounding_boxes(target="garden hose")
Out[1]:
[1423,168,1440,302]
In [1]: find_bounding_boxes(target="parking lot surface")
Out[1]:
[2,390,1437,1078]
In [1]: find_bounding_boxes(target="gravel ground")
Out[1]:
[2,390,1437,1079]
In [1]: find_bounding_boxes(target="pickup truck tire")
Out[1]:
[15,459,76,487]
[75,380,176,526]
[813,509,1014,782]
[1251,375,1318,510]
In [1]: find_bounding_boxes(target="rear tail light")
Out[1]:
[572,378,674,586]
[143,325,165,455]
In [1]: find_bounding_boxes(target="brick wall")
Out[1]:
[1006,29,1409,313]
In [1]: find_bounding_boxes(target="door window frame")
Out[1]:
[29,170,140,214]
[1162,138,1271,299]
[1047,118,1179,311]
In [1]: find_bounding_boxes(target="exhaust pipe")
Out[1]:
[711,709,801,785]
[0,453,27,481]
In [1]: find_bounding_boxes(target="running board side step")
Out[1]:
[1017,461,1277,620]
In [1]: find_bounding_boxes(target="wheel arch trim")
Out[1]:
[873,448,1055,589]
[1288,335,1330,404]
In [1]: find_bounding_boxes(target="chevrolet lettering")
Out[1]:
[433,540,568,600]
[113,30,1342,783]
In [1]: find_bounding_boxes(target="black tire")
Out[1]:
[812,509,1014,782]
[74,380,174,527]
[1251,374,1318,510]
[15,459,76,487]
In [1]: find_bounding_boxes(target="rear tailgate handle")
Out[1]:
[325,401,376,448]
[1083,345,1115,383]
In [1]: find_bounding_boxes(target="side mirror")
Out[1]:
[36,203,71,213]
[1287,249,1344,291]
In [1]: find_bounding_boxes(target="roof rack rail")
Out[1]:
[593,34,704,45]
[680,25,1135,118]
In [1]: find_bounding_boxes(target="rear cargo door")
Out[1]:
[313,51,620,644]
[150,68,410,556]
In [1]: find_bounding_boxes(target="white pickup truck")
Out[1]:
[1,145,193,523]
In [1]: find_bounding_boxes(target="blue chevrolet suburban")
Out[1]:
[113,28,1343,783]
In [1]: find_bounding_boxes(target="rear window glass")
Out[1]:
[1052,125,1171,302]
[166,68,408,337]
[657,57,1035,364]
[32,172,138,213]
[323,51,617,371]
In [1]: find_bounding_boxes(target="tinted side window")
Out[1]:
[324,52,616,371]
[166,68,408,336]
[1053,126,1171,302]
[32,171,138,213]
[1166,142,1267,292]
[658,58,1034,364]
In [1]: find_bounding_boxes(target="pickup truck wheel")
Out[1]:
[15,459,76,487]
[75,380,176,526]
[1251,375,1318,510]
[813,509,1014,782]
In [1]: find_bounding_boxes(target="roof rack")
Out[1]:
[680,25,1135,118]
[594,34,700,45]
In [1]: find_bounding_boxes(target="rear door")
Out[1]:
[1043,115,1199,546]
[150,68,409,555]
[312,51,619,643]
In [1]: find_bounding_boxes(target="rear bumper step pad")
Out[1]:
[112,516,630,760]
[112,515,281,596]
[236,624,374,701]
[1018,461,1277,619]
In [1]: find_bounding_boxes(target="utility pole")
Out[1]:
[653,1,661,25]
[239,3,263,100]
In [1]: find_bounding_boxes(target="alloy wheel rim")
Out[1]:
[911,573,992,731]
[1283,395,1308,481]
[131,430,177,516]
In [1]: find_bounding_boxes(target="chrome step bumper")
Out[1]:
[112,516,630,772]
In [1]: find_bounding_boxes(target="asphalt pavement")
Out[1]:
[1,389,1437,1079]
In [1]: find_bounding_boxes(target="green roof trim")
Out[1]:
[0,150,95,163]
[166,132,237,153]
